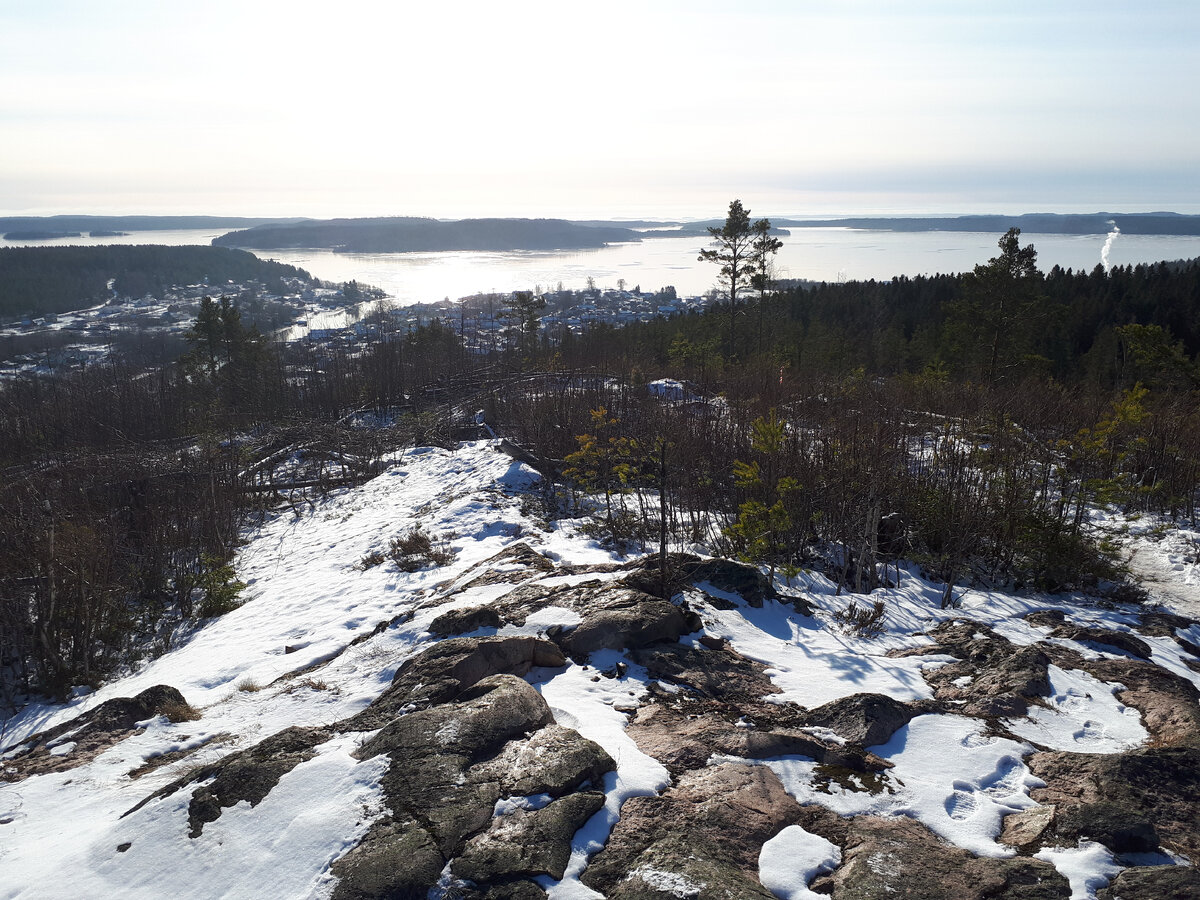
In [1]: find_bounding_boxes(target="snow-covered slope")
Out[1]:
[2,441,1199,900]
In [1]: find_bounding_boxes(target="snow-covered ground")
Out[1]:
[1,441,1195,899]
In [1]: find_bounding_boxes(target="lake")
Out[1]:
[5,226,1199,307]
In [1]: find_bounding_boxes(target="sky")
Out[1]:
[2,0,1198,220]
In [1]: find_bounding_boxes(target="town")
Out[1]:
[0,277,708,379]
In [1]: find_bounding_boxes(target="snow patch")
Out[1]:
[758,824,841,899]
[1003,665,1147,753]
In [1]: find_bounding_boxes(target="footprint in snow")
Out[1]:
[945,781,978,820]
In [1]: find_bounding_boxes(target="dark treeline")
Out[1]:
[0,245,315,319]
[557,257,1200,389]
[212,217,641,252]
[4,228,1200,707]
[0,215,302,235]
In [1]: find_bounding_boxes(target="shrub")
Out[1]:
[832,599,887,638]
[358,549,386,570]
[388,526,455,571]
[195,555,246,618]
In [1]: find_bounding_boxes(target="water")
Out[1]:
[4,227,1198,306]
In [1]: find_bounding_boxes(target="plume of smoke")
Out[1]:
[1101,220,1120,272]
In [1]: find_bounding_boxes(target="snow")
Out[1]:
[1003,665,1147,753]
[1035,841,1124,900]
[758,825,841,900]
[529,652,671,899]
[734,714,1041,859]
[1,439,1196,899]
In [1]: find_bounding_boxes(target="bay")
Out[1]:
[4,226,1198,307]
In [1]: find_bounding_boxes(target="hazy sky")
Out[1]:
[2,0,1197,219]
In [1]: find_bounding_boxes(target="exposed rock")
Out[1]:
[336,674,614,899]
[553,588,698,657]
[682,556,780,608]
[630,642,781,705]
[427,604,503,636]
[999,805,1056,852]
[331,815,446,900]
[348,635,565,728]
[626,703,890,778]
[1048,625,1153,660]
[1132,610,1194,638]
[125,725,332,837]
[1097,865,1200,900]
[472,723,614,797]
[581,763,805,898]
[445,541,556,592]
[829,815,1069,899]
[452,791,605,883]
[2,685,191,782]
[897,620,1051,718]
[1025,610,1067,629]
[1028,747,1200,859]
[458,883,547,900]
[127,732,232,779]
[803,692,924,747]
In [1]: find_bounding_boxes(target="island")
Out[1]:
[212,216,642,252]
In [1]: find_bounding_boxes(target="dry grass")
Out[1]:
[161,700,202,723]
[235,677,262,693]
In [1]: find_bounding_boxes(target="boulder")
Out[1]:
[471,723,614,797]
[335,674,613,899]
[4,685,191,782]
[803,692,924,747]
[581,762,805,897]
[999,806,1056,852]
[348,635,565,728]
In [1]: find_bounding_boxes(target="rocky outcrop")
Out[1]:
[334,673,614,899]
[1026,747,1200,860]
[2,685,191,782]
[803,691,925,747]
[581,763,806,898]
[826,815,1070,899]
[1097,865,1200,900]
[631,641,781,705]
[452,791,605,883]
[1057,652,1200,747]
[122,725,331,836]
[346,635,565,728]
[895,620,1051,718]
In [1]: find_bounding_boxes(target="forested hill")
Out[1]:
[0,215,304,239]
[0,245,314,319]
[211,217,641,252]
